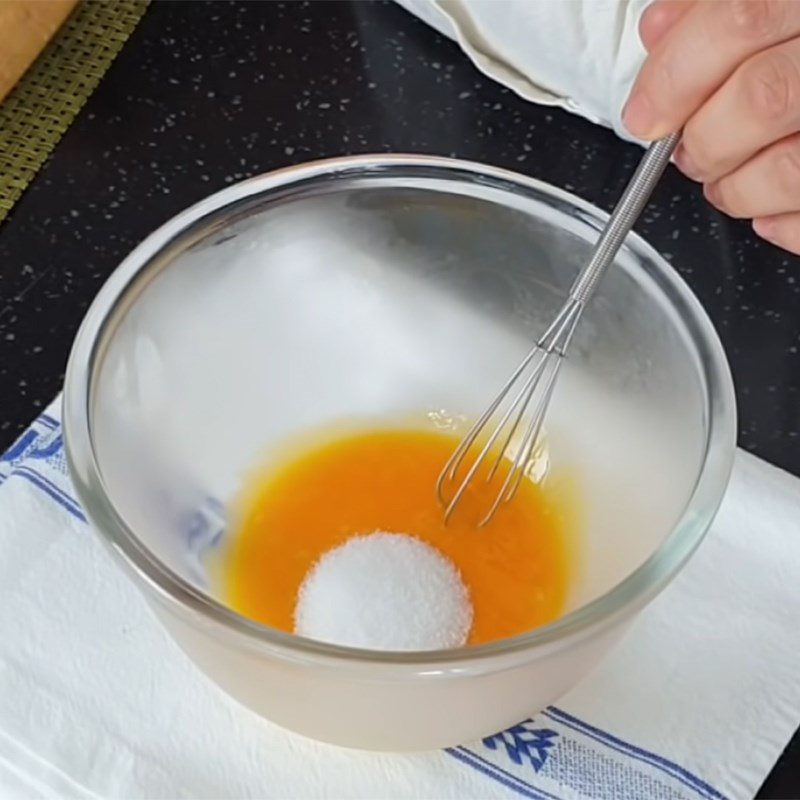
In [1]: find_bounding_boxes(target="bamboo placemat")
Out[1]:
[0,0,149,226]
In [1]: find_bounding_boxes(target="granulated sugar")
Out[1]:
[294,532,473,650]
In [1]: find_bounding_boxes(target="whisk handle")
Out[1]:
[569,132,681,306]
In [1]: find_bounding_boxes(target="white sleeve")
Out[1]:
[395,0,652,143]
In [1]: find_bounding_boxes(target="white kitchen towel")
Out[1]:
[2,399,800,800]
[395,0,651,142]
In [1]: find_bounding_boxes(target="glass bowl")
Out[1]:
[63,155,736,751]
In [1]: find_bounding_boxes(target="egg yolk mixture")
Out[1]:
[225,427,576,645]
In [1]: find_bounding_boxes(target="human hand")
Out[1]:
[624,0,800,254]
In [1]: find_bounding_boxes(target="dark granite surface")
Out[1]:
[0,1,797,795]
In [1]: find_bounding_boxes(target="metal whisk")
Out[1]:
[437,132,681,526]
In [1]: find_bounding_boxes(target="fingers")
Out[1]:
[705,133,800,219]
[675,37,800,183]
[625,0,800,139]
[639,0,694,52]
[753,211,800,254]
[632,1,800,255]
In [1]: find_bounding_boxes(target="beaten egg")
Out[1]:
[225,426,577,646]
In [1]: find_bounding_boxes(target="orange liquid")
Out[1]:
[225,428,574,645]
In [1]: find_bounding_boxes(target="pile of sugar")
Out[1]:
[294,532,473,650]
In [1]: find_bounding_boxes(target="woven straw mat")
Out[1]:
[0,0,149,226]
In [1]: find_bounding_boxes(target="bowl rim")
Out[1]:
[63,153,737,670]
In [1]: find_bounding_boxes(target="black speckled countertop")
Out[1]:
[0,1,797,795]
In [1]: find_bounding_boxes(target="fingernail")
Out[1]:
[674,145,701,180]
[753,218,777,241]
[623,90,657,138]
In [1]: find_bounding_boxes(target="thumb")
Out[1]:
[639,0,694,51]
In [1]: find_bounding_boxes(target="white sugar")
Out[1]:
[294,532,473,651]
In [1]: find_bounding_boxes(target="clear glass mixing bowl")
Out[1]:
[63,155,736,750]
